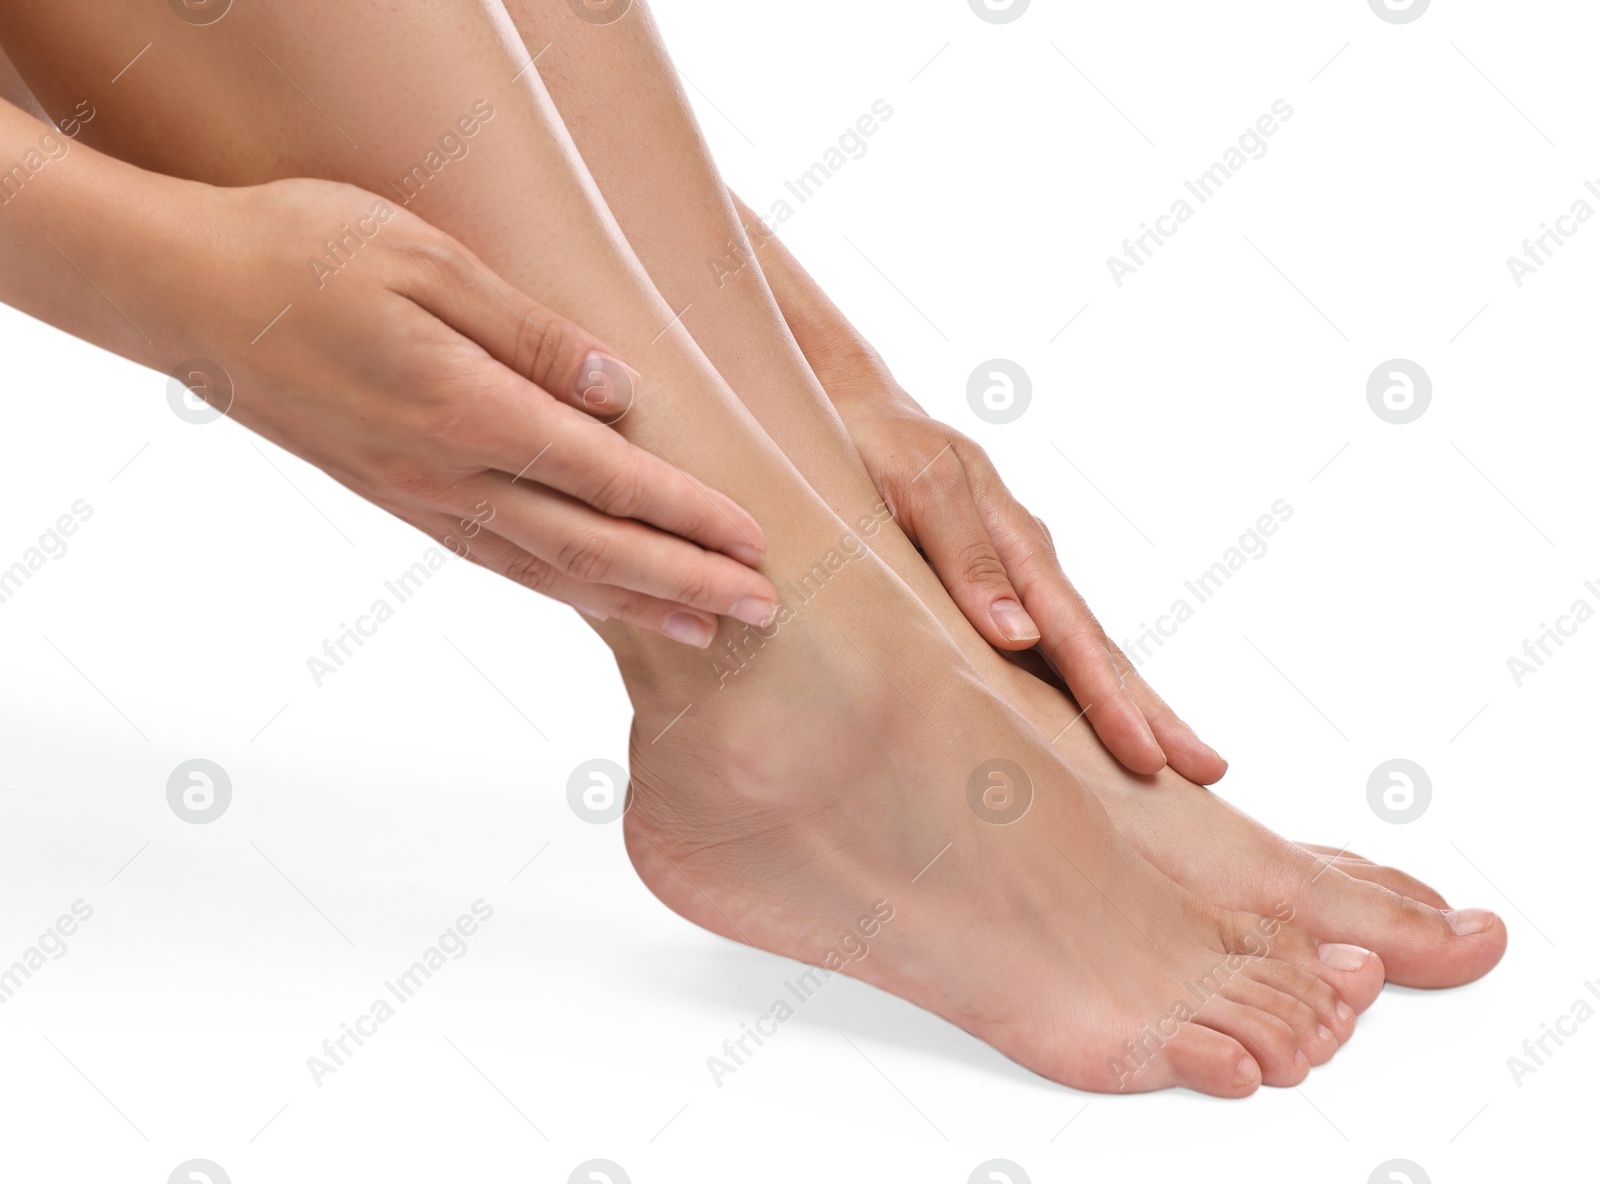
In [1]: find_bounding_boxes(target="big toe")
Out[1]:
[1296,843,1451,909]
[1292,864,1507,988]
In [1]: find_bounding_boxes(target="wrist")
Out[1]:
[0,116,223,371]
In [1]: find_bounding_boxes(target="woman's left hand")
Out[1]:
[826,368,1228,784]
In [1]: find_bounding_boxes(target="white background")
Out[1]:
[1,0,1594,1180]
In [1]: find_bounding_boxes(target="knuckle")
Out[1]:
[586,462,648,520]
[554,527,615,584]
[607,588,660,627]
[512,307,575,392]
[502,552,555,596]
[946,432,986,464]
[953,538,1008,589]
[920,452,965,495]
[671,561,718,609]
[390,233,466,286]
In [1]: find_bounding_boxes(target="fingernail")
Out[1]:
[725,542,764,567]
[575,606,609,622]
[730,598,776,628]
[575,350,639,414]
[990,598,1040,643]
[661,612,714,648]
[1293,1048,1309,1071]
[1336,1000,1353,1023]
[1317,1024,1335,1043]
[1318,942,1373,972]
[1444,908,1495,936]
[1235,1056,1259,1088]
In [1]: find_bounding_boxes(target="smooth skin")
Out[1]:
[487,0,1507,987]
[0,53,775,646]
[0,1,1498,1092]
[500,0,1217,781]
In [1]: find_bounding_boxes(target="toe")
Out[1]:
[1325,858,1450,910]
[1193,997,1307,1087]
[1215,908,1386,1014]
[1297,843,1451,909]
[1242,955,1354,1044]
[1160,1021,1261,1097]
[1220,973,1339,1066]
[1287,865,1506,989]
[1235,914,1387,1013]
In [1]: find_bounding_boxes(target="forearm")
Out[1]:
[0,96,203,373]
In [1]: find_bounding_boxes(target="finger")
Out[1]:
[439,473,778,625]
[1108,654,1230,785]
[410,510,724,647]
[389,234,767,566]
[892,449,1040,650]
[974,483,1166,775]
[967,449,1228,781]
[419,354,769,568]
[392,234,639,419]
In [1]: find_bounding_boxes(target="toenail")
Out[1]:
[990,598,1041,643]
[1444,908,1495,936]
[1318,942,1373,971]
[730,597,777,627]
[1336,1000,1353,1023]
[1317,1024,1335,1043]
[662,612,715,648]
[1293,1048,1310,1070]
[1235,1056,1260,1087]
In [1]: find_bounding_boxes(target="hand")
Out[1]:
[161,179,777,646]
[826,367,1227,783]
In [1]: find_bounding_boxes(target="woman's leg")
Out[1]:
[460,0,1504,990]
[498,0,1058,693]
[0,0,1387,1093]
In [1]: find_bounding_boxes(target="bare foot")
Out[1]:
[601,554,1384,1096]
[984,658,1508,989]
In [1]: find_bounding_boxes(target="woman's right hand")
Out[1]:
[158,178,776,646]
